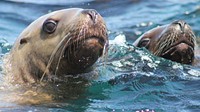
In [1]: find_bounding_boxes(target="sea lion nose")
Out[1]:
[82,9,98,23]
[173,20,187,33]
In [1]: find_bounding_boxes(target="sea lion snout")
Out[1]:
[61,9,107,73]
[161,42,194,64]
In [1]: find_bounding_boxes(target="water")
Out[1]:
[0,0,200,111]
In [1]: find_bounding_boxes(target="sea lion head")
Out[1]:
[9,8,108,83]
[134,20,196,64]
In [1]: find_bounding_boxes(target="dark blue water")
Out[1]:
[0,0,200,112]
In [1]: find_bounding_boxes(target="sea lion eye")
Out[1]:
[43,19,57,34]
[138,38,150,48]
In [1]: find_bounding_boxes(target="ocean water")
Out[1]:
[0,0,200,112]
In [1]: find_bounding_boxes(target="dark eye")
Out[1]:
[138,38,150,48]
[43,19,57,34]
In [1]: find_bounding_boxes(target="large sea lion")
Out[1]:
[133,20,196,64]
[3,8,108,84]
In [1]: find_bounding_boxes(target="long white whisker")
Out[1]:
[40,33,70,82]
[54,37,72,77]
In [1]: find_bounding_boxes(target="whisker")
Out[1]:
[67,45,71,65]
[40,33,71,82]
[54,37,72,77]
[102,40,109,66]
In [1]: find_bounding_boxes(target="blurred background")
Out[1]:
[1,0,200,44]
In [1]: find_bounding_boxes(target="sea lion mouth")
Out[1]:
[63,35,107,70]
[64,35,106,56]
[161,40,194,64]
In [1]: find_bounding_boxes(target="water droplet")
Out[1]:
[140,22,147,27]
[185,11,189,15]
[134,30,142,35]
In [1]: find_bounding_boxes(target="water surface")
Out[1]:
[0,0,200,112]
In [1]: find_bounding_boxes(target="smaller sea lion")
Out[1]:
[4,8,108,84]
[133,20,196,64]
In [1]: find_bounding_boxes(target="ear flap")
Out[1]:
[20,38,28,44]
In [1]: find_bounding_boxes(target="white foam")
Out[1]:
[188,69,200,77]
[109,34,127,46]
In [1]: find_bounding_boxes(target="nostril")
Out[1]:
[88,10,97,22]
[88,11,95,21]
[173,20,186,26]
[173,20,186,33]
[178,21,186,28]
[82,9,98,23]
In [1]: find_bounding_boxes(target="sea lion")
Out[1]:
[4,8,108,84]
[133,20,196,64]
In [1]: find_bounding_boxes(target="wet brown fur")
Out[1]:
[134,20,196,64]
